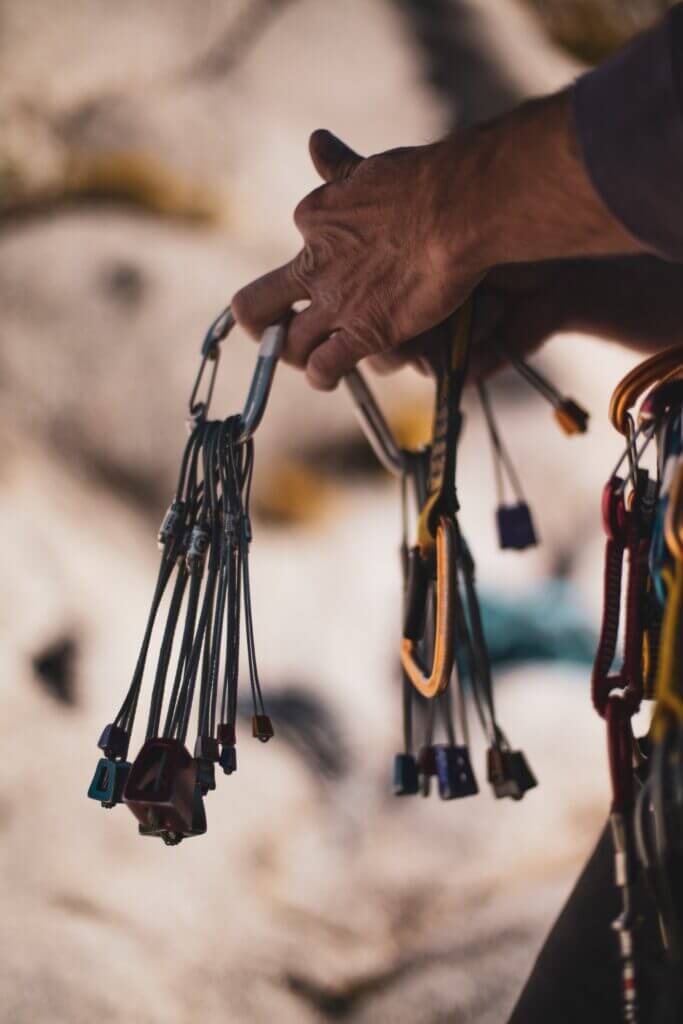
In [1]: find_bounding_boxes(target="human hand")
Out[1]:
[232,93,640,390]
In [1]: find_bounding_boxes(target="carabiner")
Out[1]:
[609,344,683,436]
[602,477,627,542]
[188,305,286,441]
[400,516,456,699]
[344,368,405,476]
[638,378,683,431]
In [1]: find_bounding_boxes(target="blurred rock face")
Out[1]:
[0,2,645,1022]
[521,0,676,63]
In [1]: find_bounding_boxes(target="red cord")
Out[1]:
[606,696,634,812]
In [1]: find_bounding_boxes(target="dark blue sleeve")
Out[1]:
[572,5,683,260]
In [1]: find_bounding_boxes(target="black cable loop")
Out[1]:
[195,426,222,738]
[163,569,201,737]
[478,381,525,505]
[145,564,189,740]
[438,686,457,747]
[115,547,178,734]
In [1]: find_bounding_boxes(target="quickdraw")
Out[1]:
[591,348,683,1022]
[88,309,285,844]
[637,448,683,963]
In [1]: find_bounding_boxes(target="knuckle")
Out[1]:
[290,249,310,288]
[298,244,318,278]
[345,309,389,357]
[292,237,333,284]
[293,197,309,231]
[294,188,322,229]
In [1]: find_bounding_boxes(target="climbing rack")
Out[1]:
[87,288,590,839]
[88,307,285,844]
[591,347,683,1021]
[345,294,588,803]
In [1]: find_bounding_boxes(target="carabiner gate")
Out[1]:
[188,305,286,441]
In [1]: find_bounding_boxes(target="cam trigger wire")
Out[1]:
[478,380,538,552]
[478,381,525,507]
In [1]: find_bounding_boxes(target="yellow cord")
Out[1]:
[652,560,683,740]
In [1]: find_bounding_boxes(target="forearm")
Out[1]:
[440,92,644,276]
[459,4,683,272]
[232,5,683,389]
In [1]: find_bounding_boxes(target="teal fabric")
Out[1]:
[476,578,596,670]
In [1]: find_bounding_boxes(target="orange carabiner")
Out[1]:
[400,516,455,699]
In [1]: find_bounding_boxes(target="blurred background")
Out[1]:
[0,2,674,1022]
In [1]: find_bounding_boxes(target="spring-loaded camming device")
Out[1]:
[478,380,538,551]
[88,308,285,843]
[503,348,589,436]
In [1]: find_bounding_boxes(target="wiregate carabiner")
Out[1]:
[188,305,286,442]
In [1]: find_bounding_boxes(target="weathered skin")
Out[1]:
[232,93,643,390]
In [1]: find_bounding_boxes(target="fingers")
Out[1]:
[367,335,437,376]
[283,305,330,368]
[231,262,306,339]
[306,330,361,390]
[309,129,362,183]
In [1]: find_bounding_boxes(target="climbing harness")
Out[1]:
[88,308,285,844]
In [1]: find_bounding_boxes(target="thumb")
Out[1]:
[309,129,362,183]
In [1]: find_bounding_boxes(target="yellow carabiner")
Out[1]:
[651,463,683,737]
[652,560,683,738]
[400,516,455,699]
[665,461,683,563]
[609,345,683,436]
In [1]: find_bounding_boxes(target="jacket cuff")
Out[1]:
[572,8,683,260]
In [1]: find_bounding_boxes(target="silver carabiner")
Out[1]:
[344,368,405,476]
[188,305,286,441]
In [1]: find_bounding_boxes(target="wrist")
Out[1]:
[438,91,641,272]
